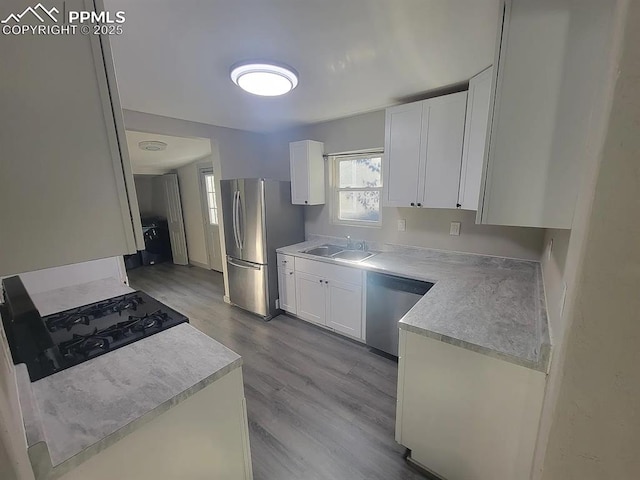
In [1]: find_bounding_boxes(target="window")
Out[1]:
[332,153,383,226]
[204,173,219,225]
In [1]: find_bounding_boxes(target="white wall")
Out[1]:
[529,0,625,476]
[539,0,639,476]
[16,257,127,294]
[133,175,154,216]
[177,158,213,267]
[123,110,271,180]
[265,111,545,260]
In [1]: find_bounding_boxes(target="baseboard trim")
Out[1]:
[405,454,445,480]
[189,260,210,270]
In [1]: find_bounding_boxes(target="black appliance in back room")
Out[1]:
[0,276,188,381]
[124,216,172,269]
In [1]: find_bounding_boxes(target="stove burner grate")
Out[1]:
[57,310,170,359]
[45,294,145,332]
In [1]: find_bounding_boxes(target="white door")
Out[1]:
[383,102,424,207]
[199,169,223,272]
[162,174,189,265]
[277,267,297,314]
[295,272,326,325]
[421,92,467,209]
[327,280,363,339]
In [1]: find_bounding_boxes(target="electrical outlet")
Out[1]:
[397,219,406,232]
[450,222,461,236]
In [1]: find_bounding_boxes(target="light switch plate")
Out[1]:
[397,219,406,232]
[450,222,461,236]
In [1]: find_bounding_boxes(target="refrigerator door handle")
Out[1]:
[237,191,244,249]
[228,257,261,270]
[233,191,241,250]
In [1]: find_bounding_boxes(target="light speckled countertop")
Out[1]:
[278,238,550,372]
[16,280,242,480]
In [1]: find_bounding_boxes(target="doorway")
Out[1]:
[199,168,223,272]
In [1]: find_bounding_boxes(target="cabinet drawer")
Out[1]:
[277,253,295,269]
[294,257,362,286]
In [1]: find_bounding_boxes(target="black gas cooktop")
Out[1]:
[1,277,188,381]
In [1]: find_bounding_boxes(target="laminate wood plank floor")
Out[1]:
[128,263,426,480]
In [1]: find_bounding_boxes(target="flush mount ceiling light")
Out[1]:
[138,141,168,152]
[230,61,298,96]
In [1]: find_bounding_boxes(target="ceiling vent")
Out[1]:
[138,141,168,152]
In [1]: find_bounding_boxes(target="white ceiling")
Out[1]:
[107,0,500,133]
[126,131,211,174]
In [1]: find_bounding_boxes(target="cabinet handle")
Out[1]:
[289,271,294,275]
[305,200,308,204]
[319,279,323,283]
[456,203,461,208]
[325,281,329,285]
[410,202,415,207]
[282,260,287,263]
[417,203,422,207]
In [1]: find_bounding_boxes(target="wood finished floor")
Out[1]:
[128,263,425,480]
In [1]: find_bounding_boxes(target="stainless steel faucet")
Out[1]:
[346,235,354,249]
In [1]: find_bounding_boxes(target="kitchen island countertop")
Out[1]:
[278,238,550,372]
[16,279,241,479]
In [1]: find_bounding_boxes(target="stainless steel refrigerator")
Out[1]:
[220,179,304,319]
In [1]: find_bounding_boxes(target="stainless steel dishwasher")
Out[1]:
[366,272,433,356]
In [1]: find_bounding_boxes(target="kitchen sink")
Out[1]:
[303,244,344,257]
[302,243,378,262]
[332,250,377,262]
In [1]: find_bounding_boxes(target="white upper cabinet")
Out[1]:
[383,92,467,209]
[478,0,613,228]
[458,66,493,211]
[0,0,143,276]
[290,140,325,205]
[421,92,467,209]
[383,102,424,207]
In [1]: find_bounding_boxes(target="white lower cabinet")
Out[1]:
[277,267,297,315]
[295,271,327,325]
[59,368,253,480]
[326,280,362,337]
[292,258,364,340]
[396,329,545,480]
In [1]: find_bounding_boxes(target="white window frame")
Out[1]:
[330,151,383,228]
[202,171,219,226]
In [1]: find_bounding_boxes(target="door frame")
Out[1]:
[198,165,222,271]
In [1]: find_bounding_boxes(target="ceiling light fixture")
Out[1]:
[138,141,168,152]
[230,61,298,96]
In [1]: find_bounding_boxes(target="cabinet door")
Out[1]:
[289,140,324,205]
[326,280,363,339]
[278,267,297,314]
[295,272,326,325]
[479,0,608,228]
[420,92,467,209]
[383,102,424,207]
[289,141,310,204]
[458,67,493,211]
[0,0,139,276]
